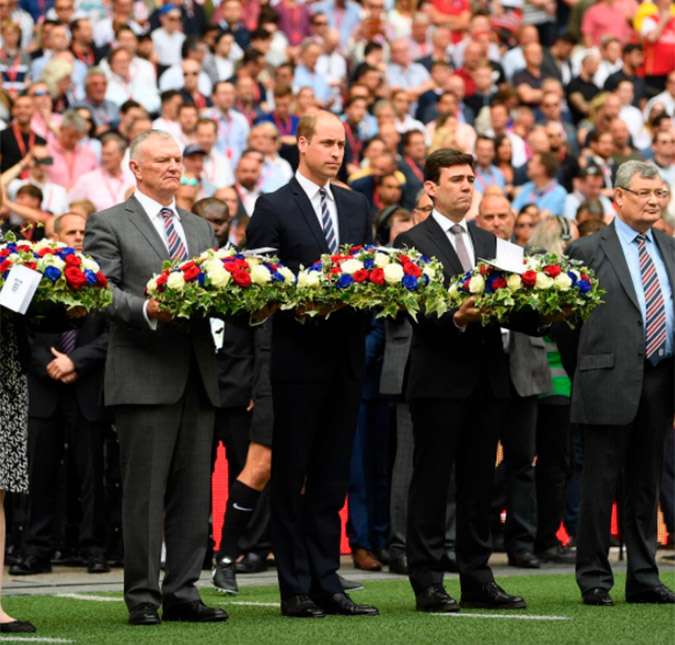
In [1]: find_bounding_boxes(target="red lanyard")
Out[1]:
[530,182,556,202]
[373,186,383,209]
[273,112,291,135]
[344,122,362,160]
[1,50,21,87]
[404,156,424,183]
[102,170,125,204]
[12,122,34,158]
[286,1,302,45]
[216,114,233,158]
[73,46,94,66]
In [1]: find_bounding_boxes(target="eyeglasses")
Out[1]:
[166,15,181,21]
[183,71,199,76]
[414,205,433,213]
[313,20,328,26]
[516,222,536,228]
[622,187,670,200]
[180,176,199,186]
[31,89,49,96]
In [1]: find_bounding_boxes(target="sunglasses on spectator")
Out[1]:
[414,205,433,213]
[31,89,49,96]
[181,176,199,186]
[516,222,536,228]
[183,71,199,76]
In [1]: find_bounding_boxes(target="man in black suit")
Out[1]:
[558,161,675,606]
[394,149,536,613]
[11,213,109,577]
[246,111,378,618]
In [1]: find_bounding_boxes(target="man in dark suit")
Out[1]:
[11,213,109,577]
[395,149,538,613]
[246,110,378,618]
[84,130,227,626]
[559,161,675,606]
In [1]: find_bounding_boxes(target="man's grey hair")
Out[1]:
[614,160,660,189]
[61,110,89,134]
[415,188,427,206]
[130,129,175,162]
[85,66,107,84]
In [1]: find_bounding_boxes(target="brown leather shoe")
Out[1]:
[352,548,383,571]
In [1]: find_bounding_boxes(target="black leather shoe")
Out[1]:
[626,585,675,604]
[9,555,52,576]
[389,555,408,575]
[416,584,459,613]
[582,587,614,606]
[0,621,37,633]
[163,600,228,622]
[461,582,527,609]
[508,551,541,569]
[281,595,325,618]
[441,552,459,573]
[87,555,110,574]
[338,574,364,592]
[128,603,160,626]
[535,545,576,565]
[318,592,379,616]
[212,557,238,595]
[235,552,267,574]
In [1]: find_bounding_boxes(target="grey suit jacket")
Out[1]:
[84,194,219,407]
[379,316,412,396]
[508,332,553,398]
[561,220,675,426]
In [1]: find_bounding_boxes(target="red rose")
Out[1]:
[544,264,562,278]
[521,270,537,287]
[330,254,344,263]
[232,269,251,287]
[181,260,197,272]
[223,261,238,273]
[328,266,342,276]
[369,268,385,285]
[398,254,411,265]
[581,273,589,282]
[479,264,492,276]
[183,265,201,282]
[403,262,422,278]
[353,269,368,282]
[64,266,87,289]
[463,279,471,290]
[350,245,363,253]
[36,248,51,257]
[0,259,12,273]
[235,258,249,269]
[492,277,508,290]
[16,244,31,252]
[65,254,82,267]
[156,274,168,285]
[24,261,37,270]
[96,271,108,288]
[0,249,9,258]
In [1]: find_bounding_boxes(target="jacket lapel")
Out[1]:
[333,185,350,245]
[469,224,497,266]
[126,195,170,263]
[421,216,464,281]
[177,207,200,257]
[599,220,640,313]
[655,228,675,293]
[290,177,330,253]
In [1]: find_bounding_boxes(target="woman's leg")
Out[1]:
[0,490,18,623]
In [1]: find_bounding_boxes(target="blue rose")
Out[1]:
[309,262,322,272]
[235,253,245,260]
[336,274,354,289]
[421,255,430,263]
[59,247,75,257]
[567,271,578,286]
[84,269,98,286]
[364,258,375,269]
[423,274,429,285]
[197,272,206,286]
[402,274,418,291]
[44,265,62,282]
[272,271,285,282]
[578,279,591,295]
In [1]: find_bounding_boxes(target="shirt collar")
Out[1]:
[614,213,654,245]
[295,170,334,202]
[432,208,467,234]
[134,188,177,220]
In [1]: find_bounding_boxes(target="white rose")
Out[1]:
[306,271,322,288]
[383,262,405,284]
[340,259,364,275]
[507,274,522,291]
[209,266,231,288]
[297,271,310,288]
[553,272,573,291]
[279,267,295,283]
[374,252,391,268]
[423,265,436,280]
[469,275,485,294]
[167,271,185,291]
[82,257,100,272]
[250,264,272,285]
[448,283,459,299]
[147,277,158,293]
[535,272,554,290]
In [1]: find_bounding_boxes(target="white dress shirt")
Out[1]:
[295,170,339,246]
[151,28,186,67]
[431,210,475,267]
[134,188,188,256]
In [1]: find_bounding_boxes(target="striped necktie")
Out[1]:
[57,330,77,355]
[636,233,667,364]
[319,188,338,254]
[161,207,188,262]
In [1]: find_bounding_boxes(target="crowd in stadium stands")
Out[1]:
[0,0,674,632]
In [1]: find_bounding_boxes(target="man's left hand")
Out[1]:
[47,347,76,380]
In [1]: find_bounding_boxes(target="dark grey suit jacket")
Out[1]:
[84,194,219,407]
[509,332,553,398]
[560,220,675,426]
[379,316,412,396]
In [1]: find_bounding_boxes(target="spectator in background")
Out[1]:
[77,67,120,134]
[594,37,623,88]
[473,136,506,195]
[248,122,293,193]
[566,54,601,124]
[397,129,426,210]
[179,58,212,111]
[92,0,143,49]
[581,0,635,48]
[386,37,430,99]
[203,81,251,165]
[512,152,567,216]
[0,94,46,173]
[276,0,312,49]
[152,90,183,139]
[514,205,538,245]
[232,151,262,217]
[564,164,616,221]
[151,4,185,70]
[175,102,199,150]
[650,130,675,185]
[195,118,235,190]
[293,40,333,109]
[0,20,31,96]
[104,47,160,115]
[610,118,644,165]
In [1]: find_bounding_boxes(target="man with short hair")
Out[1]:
[69,17,100,66]
[610,118,644,165]
[181,144,218,199]
[176,103,199,150]
[0,94,46,173]
[513,43,550,108]
[512,152,567,216]
[473,136,506,195]
[650,130,675,185]
[293,40,333,108]
[386,37,431,98]
[195,118,234,189]
[564,165,616,220]
[203,81,251,165]
[398,130,426,210]
[179,59,212,110]
[604,43,646,107]
[77,68,121,133]
[566,54,601,123]
[152,90,183,139]
[151,4,186,68]
[232,153,262,217]
[84,130,226,626]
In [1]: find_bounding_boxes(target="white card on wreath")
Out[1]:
[0,264,42,314]
[482,238,525,275]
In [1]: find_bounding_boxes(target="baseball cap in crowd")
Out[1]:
[159,4,180,15]
[579,164,602,179]
[183,144,207,157]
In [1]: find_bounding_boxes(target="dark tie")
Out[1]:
[161,207,188,262]
[450,224,472,272]
[636,233,667,364]
[57,330,77,355]
[319,188,338,254]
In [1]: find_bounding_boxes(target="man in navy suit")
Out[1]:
[246,111,378,618]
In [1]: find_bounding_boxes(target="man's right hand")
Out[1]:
[147,298,173,323]
[453,295,483,328]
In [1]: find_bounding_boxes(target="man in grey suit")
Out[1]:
[84,130,228,625]
[558,161,674,606]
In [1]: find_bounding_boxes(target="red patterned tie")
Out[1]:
[636,233,667,364]
[161,208,188,262]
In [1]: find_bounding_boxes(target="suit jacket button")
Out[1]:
[638,352,644,359]
[637,320,643,327]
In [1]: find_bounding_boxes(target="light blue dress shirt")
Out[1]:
[614,215,674,362]
[512,180,567,216]
[293,65,332,104]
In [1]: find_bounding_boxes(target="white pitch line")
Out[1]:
[434,613,570,621]
[217,601,280,607]
[0,638,75,643]
[58,593,122,603]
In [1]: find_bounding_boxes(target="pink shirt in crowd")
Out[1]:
[68,167,136,211]
[581,4,634,46]
[46,139,99,191]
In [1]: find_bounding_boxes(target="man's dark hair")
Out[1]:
[250,27,271,41]
[364,41,384,57]
[475,134,494,146]
[553,32,577,46]
[241,47,264,66]
[273,83,293,99]
[345,95,368,110]
[178,101,198,113]
[276,62,295,75]
[356,64,379,81]
[402,129,424,148]
[17,184,43,203]
[160,89,181,104]
[192,197,230,219]
[120,99,141,114]
[424,149,474,183]
[258,6,279,25]
[588,128,611,145]
[537,151,560,178]
[430,60,450,72]
[181,35,200,59]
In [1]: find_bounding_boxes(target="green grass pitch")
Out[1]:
[2,572,674,644]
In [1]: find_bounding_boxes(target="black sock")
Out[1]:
[217,480,260,561]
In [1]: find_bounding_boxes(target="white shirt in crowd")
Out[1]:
[294,170,339,245]
[202,151,235,189]
[7,179,69,217]
[151,28,186,67]
[152,117,183,140]
[104,72,161,115]
[159,65,213,96]
[234,182,261,216]
[93,17,144,48]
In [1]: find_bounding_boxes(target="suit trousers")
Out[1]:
[26,391,106,559]
[659,428,674,536]
[271,365,362,601]
[113,359,215,610]
[407,391,504,595]
[576,358,675,595]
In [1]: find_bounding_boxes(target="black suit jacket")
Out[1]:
[246,177,373,382]
[395,216,541,401]
[28,314,108,422]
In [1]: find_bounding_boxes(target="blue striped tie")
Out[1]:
[319,188,338,254]
[636,233,667,364]
[161,208,188,262]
